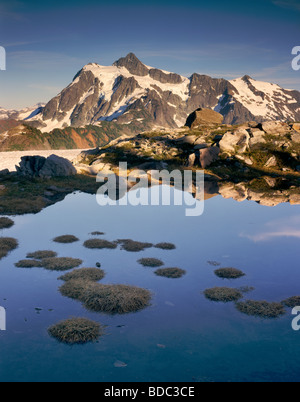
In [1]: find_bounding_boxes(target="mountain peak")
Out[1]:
[241,75,253,82]
[113,53,149,76]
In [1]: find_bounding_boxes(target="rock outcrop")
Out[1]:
[185,108,223,128]
[16,155,77,178]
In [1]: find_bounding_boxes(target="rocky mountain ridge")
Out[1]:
[2,53,298,134]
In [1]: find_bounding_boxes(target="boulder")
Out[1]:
[176,135,197,145]
[264,156,277,168]
[249,130,266,148]
[187,153,196,167]
[261,121,289,135]
[219,130,250,154]
[291,133,300,143]
[194,143,209,150]
[199,147,220,168]
[292,123,300,133]
[185,108,223,128]
[39,155,77,178]
[16,154,77,178]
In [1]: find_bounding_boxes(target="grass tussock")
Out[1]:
[207,261,221,267]
[59,279,91,300]
[40,257,82,271]
[154,267,186,278]
[48,317,104,344]
[83,239,117,249]
[214,268,245,279]
[154,243,176,250]
[26,250,57,259]
[138,258,164,267]
[53,235,79,244]
[90,231,105,236]
[117,239,153,252]
[0,217,14,229]
[0,237,18,260]
[235,300,286,318]
[282,296,300,308]
[15,259,42,268]
[204,287,243,302]
[59,267,105,282]
[82,283,152,314]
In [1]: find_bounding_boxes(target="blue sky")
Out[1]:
[0,0,299,109]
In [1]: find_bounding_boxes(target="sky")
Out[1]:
[0,0,299,109]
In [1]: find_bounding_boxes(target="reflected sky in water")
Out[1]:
[0,188,299,382]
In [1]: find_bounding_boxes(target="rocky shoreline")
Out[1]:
[0,111,299,215]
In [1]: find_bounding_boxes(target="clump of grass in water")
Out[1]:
[48,317,104,344]
[281,296,300,308]
[90,231,105,236]
[40,257,83,271]
[15,259,42,268]
[204,287,243,302]
[154,267,186,278]
[116,239,153,252]
[53,235,79,244]
[26,250,57,259]
[59,279,91,300]
[59,267,105,282]
[0,237,18,260]
[138,258,164,267]
[154,243,176,250]
[83,239,117,249]
[0,217,14,230]
[82,283,152,314]
[214,268,245,279]
[207,261,221,267]
[235,300,286,318]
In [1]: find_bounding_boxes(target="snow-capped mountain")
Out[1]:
[10,54,300,132]
[0,104,45,121]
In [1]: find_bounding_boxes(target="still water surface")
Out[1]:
[0,188,299,382]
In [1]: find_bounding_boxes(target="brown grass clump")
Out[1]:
[207,261,221,266]
[83,239,117,249]
[116,239,153,252]
[82,283,152,314]
[90,231,105,236]
[204,287,243,302]
[281,296,300,308]
[59,279,91,300]
[235,300,286,318]
[138,258,164,267]
[53,235,79,244]
[26,250,57,259]
[40,257,82,271]
[0,217,14,229]
[214,268,245,279]
[154,243,176,250]
[58,268,105,282]
[48,317,104,344]
[0,237,18,260]
[15,259,42,268]
[154,267,186,278]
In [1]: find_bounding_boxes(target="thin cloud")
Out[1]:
[241,216,300,242]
